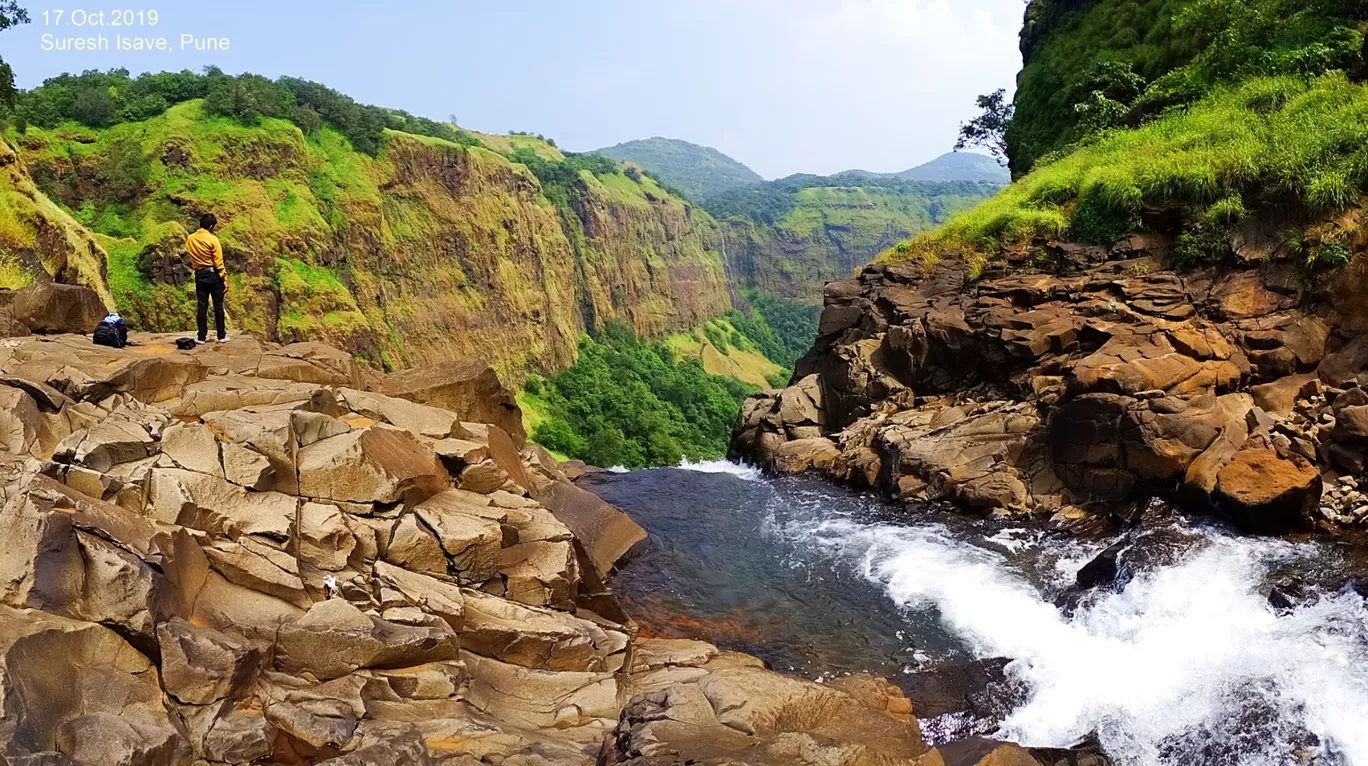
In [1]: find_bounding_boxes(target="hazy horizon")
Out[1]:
[2,1,1024,178]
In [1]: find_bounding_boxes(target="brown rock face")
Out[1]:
[0,331,980,765]
[730,248,1368,533]
[6,283,108,334]
[382,358,527,445]
[1213,449,1321,534]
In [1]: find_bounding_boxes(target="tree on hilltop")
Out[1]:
[0,1,30,108]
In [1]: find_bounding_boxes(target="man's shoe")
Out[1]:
[217,336,230,344]
[195,338,206,345]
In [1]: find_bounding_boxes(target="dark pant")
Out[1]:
[195,268,226,341]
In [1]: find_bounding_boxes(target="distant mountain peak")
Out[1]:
[899,152,1009,183]
[593,137,763,200]
[833,153,1008,184]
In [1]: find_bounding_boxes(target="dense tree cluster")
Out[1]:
[3,67,483,155]
[527,324,755,469]
[724,291,820,374]
[0,1,30,109]
[507,147,625,209]
[527,293,819,469]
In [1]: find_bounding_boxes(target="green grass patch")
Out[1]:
[890,74,1368,268]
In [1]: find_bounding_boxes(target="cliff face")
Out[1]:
[714,182,999,303]
[2,102,733,379]
[569,171,731,337]
[0,136,112,305]
[733,229,1368,536]
[723,215,912,304]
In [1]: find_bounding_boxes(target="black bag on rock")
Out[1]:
[92,313,128,349]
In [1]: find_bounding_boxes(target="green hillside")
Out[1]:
[0,68,733,377]
[897,152,1010,183]
[706,174,1000,300]
[521,293,818,469]
[1009,0,1366,177]
[594,137,764,199]
[890,0,1368,273]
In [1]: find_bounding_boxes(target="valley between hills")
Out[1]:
[2,1,1368,764]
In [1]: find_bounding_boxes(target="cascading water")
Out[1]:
[587,463,1368,766]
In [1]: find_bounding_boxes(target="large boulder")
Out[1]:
[156,618,261,706]
[0,474,172,643]
[537,480,646,579]
[274,599,460,681]
[0,605,189,765]
[297,426,449,505]
[381,358,526,445]
[1212,449,1321,534]
[0,335,207,403]
[8,282,107,334]
[608,665,928,764]
[460,588,627,672]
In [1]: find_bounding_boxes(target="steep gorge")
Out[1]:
[0,100,732,380]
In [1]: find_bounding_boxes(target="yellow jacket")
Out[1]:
[186,228,226,279]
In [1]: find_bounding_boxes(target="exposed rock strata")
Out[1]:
[0,289,1063,765]
[733,249,1368,534]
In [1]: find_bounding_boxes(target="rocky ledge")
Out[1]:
[733,241,1368,535]
[0,284,1070,765]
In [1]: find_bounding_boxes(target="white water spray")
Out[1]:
[788,517,1368,766]
[674,458,763,481]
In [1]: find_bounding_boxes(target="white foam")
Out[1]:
[674,458,763,481]
[786,518,1368,765]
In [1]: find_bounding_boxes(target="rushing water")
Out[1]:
[585,462,1368,766]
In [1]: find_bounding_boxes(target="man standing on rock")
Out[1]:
[186,213,230,344]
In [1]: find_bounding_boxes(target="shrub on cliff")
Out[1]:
[1010,0,1366,175]
[887,73,1368,273]
[528,324,755,469]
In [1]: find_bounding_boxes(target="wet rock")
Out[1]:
[938,738,1048,766]
[899,658,1021,722]
[1074,541,1123,590]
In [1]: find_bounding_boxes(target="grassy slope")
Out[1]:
[664,317,785,390]
[722,181,995,299]
[889,0,1368,274]
[890,74,1368,275]
[0,136,114,300]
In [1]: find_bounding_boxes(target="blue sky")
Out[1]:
[3,1,1024,178]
